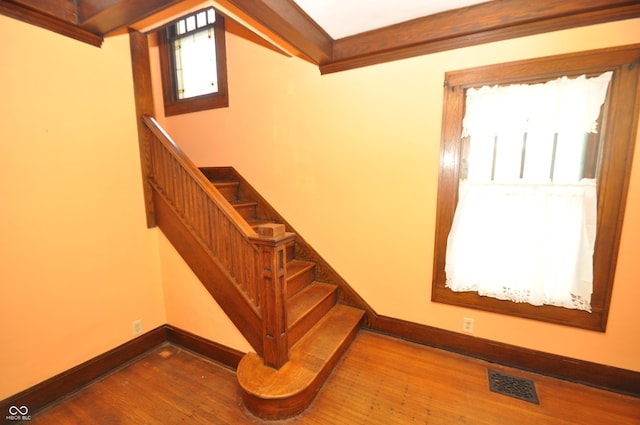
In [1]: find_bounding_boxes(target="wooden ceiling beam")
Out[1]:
[322,0,640,74]
[0,1,103,46]
[7,0,77,23]
[78,0,184,35]
[225,0,333,64]
[78,0,122,23]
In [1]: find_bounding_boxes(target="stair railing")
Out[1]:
[142,115,290,368]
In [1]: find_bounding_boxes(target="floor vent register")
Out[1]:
[488,369,539,405]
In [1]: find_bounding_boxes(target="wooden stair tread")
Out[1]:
[237,304,364,417]
[287,260,315,279]
[210,180,239,187]
[247,218,277,227]
[287,282,336,328]
[228,199,256,207]
[238,304,363,396]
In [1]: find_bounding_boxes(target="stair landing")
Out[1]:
[237,304,364,420]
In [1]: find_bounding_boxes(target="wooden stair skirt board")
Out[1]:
[201,166,376,328]
[238,304,364,420]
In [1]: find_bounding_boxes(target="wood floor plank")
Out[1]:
[28,333,640,424]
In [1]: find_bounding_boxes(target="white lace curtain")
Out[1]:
[445,72,612,311]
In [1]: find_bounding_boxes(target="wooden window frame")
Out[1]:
[158,8,229,116]
[432,44,640,331]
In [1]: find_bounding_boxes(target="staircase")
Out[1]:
[140,117,372,419]
[201,167,366,419]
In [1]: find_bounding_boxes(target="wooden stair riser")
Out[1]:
[287,283,338,348]
[231,201,258,220]
[212,181,240,202]
[287,261,316,297]
[286,241,296,264]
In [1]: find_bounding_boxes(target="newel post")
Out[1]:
[250,224,296,369]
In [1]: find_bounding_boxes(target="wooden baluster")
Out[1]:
[251,228,295,369]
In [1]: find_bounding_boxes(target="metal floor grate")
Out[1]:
[488,370,539,404]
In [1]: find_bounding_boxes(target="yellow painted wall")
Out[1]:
[0,17,166,399]
[156,18,640,371]
[1,5,636,404]
[157,232,252,351]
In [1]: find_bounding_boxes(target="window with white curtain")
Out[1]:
[432,46,640,331]
[444,72,612,312]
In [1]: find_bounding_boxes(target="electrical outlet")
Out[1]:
[132,319,143,336]
[462,317,474,334]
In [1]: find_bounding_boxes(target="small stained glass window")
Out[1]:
[159,7,228,115]
[171,8,218,99]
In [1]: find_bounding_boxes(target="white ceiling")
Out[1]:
[293,0,489,39]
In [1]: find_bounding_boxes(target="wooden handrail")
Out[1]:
[142,115,258,239]
[143,115,262,309]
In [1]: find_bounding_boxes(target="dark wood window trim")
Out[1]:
[158,8,228,116]
[432,44,640,331]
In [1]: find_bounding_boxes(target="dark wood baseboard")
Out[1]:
[0,325,246,420]
[371,315,640,397]
[0,326,167,419]
[165,325,245,369]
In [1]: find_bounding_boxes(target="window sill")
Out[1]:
[164,92,229,117]
[432,286,605,331]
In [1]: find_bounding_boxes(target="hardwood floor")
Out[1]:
[30,331,640,424]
